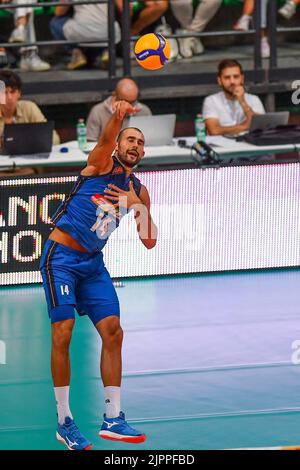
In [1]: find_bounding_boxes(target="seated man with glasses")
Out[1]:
[86,78,152,142]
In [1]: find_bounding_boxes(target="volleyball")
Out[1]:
[134,33,171,70]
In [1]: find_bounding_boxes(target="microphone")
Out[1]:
[193,141,213,155]
[178,139,219,164]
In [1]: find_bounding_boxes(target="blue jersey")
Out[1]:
[51,156,142,253]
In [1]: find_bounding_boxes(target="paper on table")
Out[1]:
[206,135,242,148]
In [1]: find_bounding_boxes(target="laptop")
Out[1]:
[249,111,290,132]
[3,121,54,158]
[235,112,290,141]
[127,114,176,146]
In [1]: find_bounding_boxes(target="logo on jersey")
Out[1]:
[90,193,121,239]
[112,166,124,175]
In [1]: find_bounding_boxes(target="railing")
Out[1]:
[0,0,263,79]
[0,0,297,86]
[0,0,117,77]
[120,0,263,82]
[268,0,300,81]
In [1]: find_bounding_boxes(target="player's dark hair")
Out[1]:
[218,59,244,76]
[117,127,145,144]
[0,70,22,91]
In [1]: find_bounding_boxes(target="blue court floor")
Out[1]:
[1,270,300,450]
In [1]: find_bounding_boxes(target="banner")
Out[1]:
[1,164,300,285]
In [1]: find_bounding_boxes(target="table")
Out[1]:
[1,137,299,171]
[205,136,300,160]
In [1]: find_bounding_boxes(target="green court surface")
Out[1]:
[1,271,300,450]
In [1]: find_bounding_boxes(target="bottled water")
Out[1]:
[77,118,87,151]
[194,114,206,143]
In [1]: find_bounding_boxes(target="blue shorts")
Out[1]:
[39,240,120,325]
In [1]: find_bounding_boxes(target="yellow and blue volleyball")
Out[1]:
[134,33,171,70]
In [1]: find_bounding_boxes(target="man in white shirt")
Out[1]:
[202,59,265,136]
[50,2,121,70]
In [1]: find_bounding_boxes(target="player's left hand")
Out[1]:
[104,181,141,210]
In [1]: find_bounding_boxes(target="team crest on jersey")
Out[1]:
[90,193,121,239]
[112,166,124,175]
[91,194,116,213]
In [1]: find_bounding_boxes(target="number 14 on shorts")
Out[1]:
[60,284,70,295]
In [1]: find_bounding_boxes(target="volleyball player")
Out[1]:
[40,100,157,450]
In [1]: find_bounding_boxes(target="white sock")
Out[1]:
[54,386,73,424]
[104,386,121,418]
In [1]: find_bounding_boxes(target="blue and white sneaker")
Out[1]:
[99,411,146,443]
[56,417,93,450]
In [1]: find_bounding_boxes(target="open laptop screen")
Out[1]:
[249,112,289,132]
[3,121,54,156]
[128,114,176,146]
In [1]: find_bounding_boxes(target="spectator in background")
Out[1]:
[115,1,178,62]
[0,48,7,67]
[0,0,10,67]
[278,0,300,19]
[233,0,270,58]
[87,78,152,141]
[170,0,222,58]
[0,44,8,69]
[2,0,51,71]
[115,0,168,36]
[0,70,60,146]
[50,1,120,70]
[228,0,299,42]
[202,59,265,137]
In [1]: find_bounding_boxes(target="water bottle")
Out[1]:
[194,114,206,143]
[76,118,87,151]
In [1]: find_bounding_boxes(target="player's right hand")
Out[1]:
[114,100,139,120]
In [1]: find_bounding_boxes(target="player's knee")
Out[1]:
[52,321,74,351]
[102,325,123,350]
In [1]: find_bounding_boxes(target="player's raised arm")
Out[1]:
[86,100,139,173]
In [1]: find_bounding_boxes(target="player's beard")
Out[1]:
[117,150,140,168]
